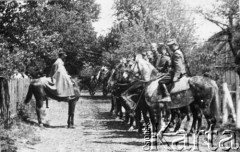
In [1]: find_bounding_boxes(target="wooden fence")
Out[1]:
[8,78,31,117]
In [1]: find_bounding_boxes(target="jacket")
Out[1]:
[155,54,171,73]
[171,49,186,81]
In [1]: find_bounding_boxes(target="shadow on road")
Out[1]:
[23,119,66,128]
[91,140,143,146]
[80,95,111,100]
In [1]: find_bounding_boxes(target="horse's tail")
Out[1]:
[24,83,34,104]
[210,80,221,123]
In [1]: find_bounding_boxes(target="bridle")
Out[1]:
[126,61,143,80]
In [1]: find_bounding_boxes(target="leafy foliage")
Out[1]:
[195,0,240,76]
[112,0,196,59]
[0,0,100,77]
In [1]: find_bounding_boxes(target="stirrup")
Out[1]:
[158,96,171,102]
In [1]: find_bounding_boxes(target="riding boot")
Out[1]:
[158,84,171,102]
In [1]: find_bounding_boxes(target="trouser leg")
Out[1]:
[158,83,171,102]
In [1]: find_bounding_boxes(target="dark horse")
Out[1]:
[0,77,10,128]
[24,77,80,128]
[78,75,97,96]
[108,66,150,132]
[123,54,220,147]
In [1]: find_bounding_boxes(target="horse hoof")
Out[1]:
[128,126,134,131]
[115,117,121,121]
[68,125,75,129]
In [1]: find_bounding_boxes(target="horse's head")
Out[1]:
[123,54,158,81]
[108,67,128,88]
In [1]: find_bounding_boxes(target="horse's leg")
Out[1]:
[190,103,201,133]
[70,100,76,126]
[68,100,72,128]
[113,96,121,119]
[134,108,142,133]
[184,107,191,132]
[119,96,133,123]
[169,110,176,129]
[174,110,181,132]
[113,96,120,118]
[135,110,144,134]
[118,102,123,119]
[116,97,123,119]
[36,100,43,126]
[46,97,49,108]
[68,98,78,128]
[202,106,216,131]
[109,94,114,114]
[128,116,135,131]
[178,107,190,133]
[201,101,216,146]
[142,106,150,126]
[124,113,130,123]
[150,104,162,150]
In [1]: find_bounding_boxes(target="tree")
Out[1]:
[0,0,101,77]
[113,0,196,58]
[33,0,101,75]
[197,0,240,75]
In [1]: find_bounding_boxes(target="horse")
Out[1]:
[0,77,10,128]
[122,54,220,146]
[24,76,81,128]
[78,75,97,96]
[107,65,150,133]
[96,66,112,96]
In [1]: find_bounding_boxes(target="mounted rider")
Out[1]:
[157,39,187,102]
[155,43,171,73]
[49,51,75,99]
[148,43,171,102]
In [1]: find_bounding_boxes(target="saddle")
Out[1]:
[169,76,190,94]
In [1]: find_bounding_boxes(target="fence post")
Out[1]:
[222,82,236,124]
[222,83,229,124]
[236,73,240,128]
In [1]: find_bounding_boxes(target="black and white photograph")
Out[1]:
[0,0,240,151]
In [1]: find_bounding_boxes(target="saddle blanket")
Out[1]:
[170,76,190,94]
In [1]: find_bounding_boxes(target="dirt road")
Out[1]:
[15,92,145,152]
[14,91,240,152]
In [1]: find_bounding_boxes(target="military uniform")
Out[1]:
[155,54,171,73]
[171,49,186,81]
[157,39,187,102]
